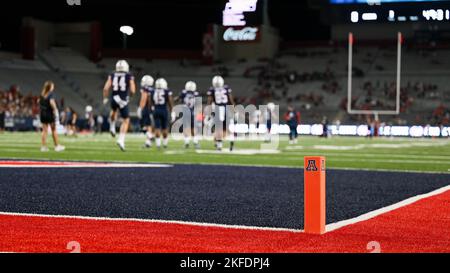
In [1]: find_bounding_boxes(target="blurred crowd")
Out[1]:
[0,85,40,119]
[431,104,449,126]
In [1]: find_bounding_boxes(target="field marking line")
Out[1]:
[326,185,450,232]
[283,151,450,160]
[0,161,173,168]
[0,187,449,236]
[0,211,302,234]
[0,157,449,174]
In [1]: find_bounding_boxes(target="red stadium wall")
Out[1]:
[90,22,102,62]
[20,26,35,60]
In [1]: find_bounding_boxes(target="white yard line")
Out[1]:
[0,186,449,238]
[0,157,449,173]
[326,185,450,232]
[0,211,302,233]
[0,164,173,168]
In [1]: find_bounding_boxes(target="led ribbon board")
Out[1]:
[329,0,450,23]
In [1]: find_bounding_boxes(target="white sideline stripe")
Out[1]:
[1,157,449,174]
[326,185,450,232]
[0,163,173,168]
[0,186,449,236]
[0,212,302,233]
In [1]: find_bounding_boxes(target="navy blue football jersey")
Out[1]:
[265,109,272,123]
[180,90,200,110]
[207,85,232,106]
[142,86,154,108]
[111,72,134,101]
[151,88,173,110]
[142,86,154,94]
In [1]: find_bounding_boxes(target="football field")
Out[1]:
[0,132,449,173]
[1,132,450,253]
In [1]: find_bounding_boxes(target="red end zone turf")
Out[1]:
[0,190,449,253]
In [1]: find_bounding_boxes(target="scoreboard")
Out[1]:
[221,0,263,42]
[328,0,450,23]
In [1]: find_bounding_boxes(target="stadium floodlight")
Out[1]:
[120,26,134,49]
[347,32,402,120]
[120,26,134,36]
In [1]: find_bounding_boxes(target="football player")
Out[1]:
[102,60,136,151]
[265,102,276,142]
[207,76,235,151]
[137,75,155,148]
[178,81,201,149]
[285,105,301,144]
[149,78,174,149]
[61,107,77,136]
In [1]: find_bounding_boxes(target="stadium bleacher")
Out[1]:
[1,44,449,126]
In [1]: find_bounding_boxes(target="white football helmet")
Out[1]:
[267,102,275,111]
[185,81,197,92]
[155,78,168,89]
[141,75,154,87]
[115,60,129,73]
[212,76,225,88]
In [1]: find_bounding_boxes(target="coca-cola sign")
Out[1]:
[223,27,259,42]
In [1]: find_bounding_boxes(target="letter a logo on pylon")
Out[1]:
[304,156,326,234]
[306,160,318,172]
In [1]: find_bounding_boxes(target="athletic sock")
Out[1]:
[184,136,191,146]
[118,133,125,144]
[110,121,116,133]
[193,136,199,145]
[146,132,153,140]
[163,137,169,147]
[156,138,161,148]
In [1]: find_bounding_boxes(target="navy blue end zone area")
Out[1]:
[0,165,449,229]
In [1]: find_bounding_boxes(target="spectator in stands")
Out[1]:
[38,81,65,152]
[432,103,449,126]
[0,103,4,133]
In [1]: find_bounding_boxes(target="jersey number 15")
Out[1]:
[153,90,166,105]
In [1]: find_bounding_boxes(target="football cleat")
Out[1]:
[143,140,152,149]
[54,145,65,152]
[116,141,126,152]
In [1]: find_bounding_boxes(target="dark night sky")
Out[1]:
[0,0,329,52]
